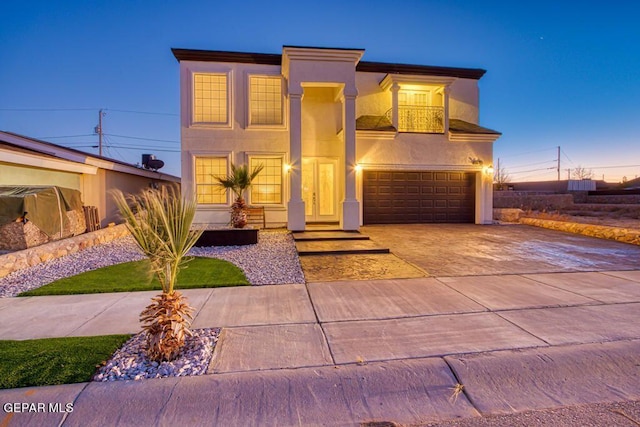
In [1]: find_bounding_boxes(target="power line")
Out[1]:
[517,170,557,181]
[105,133,179,144]
[37,134,96,139]
[585,164,640,170]
[106,108,178,117]
[561,148,575,165]
[105,144,180,153]
[497,147,557,160]
[508,159,557,170]
[509,166,557,175]
[1,107,178,116]
[0,107,98,112]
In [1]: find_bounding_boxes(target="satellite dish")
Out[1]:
[141,154,165,171]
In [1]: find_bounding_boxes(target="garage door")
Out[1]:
[363,170,475,224]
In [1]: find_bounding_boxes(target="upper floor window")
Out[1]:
[397,88,444,133]
[248,75,283,126]
[194,156,228,204]
[249,156,283,204]
[193,73,229,125]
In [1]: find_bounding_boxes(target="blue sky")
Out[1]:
[1,0,639,182]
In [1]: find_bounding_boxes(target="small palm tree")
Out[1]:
[112,185,203,362]
[214,163,264,228]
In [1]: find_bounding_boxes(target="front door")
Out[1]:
[302,157,338,222]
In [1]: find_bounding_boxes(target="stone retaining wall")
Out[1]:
[519,217,640,246]
[0,224,130,278]
[586,194,640,204]
[493,193,575,210]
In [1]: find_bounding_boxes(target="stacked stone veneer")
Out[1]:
[586,194,640,204]
[493,192,575,211]
[0,224,130,278]
[519,217,640,246]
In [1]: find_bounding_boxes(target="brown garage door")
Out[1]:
[363,170,475,224]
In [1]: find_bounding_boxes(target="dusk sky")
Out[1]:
[2,0,639,182]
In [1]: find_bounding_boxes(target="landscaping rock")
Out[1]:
[94,328,220,381]
[520,217,640,245]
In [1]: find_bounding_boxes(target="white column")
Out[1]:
[287,86,306,231]
[443,85,451,133]
[390,82,400,130]
[475,169,493,224]
[341,88,360,230]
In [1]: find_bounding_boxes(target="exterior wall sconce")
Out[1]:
[484,165,495,175]
[354,164,362,172]
[284,163,292,173]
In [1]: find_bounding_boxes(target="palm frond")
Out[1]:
[111,185,203,294]
[213,162,265,200]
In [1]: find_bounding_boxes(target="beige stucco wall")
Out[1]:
[449,78,480,123]
[80,169,176,227]
[0,163,82,190]
[179,60,289,226]
[355,72,391,117]
[179,59,494,226]
[103,170,174,227]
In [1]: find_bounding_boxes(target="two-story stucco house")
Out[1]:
[173,46,500,231]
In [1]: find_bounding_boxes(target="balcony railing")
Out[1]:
[386,106,445,133]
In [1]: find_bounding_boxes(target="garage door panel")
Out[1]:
[363,170,475,224]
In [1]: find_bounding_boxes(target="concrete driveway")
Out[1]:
[361,224,640,276]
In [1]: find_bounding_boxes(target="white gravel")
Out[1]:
[0,229,305,297]
[190,230,305,285]
[94,328,219,382]
[0,237,145,298]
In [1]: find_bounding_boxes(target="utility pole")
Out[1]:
[557,146,561,181]
[95,109,106,156]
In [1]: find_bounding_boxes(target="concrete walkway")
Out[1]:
[1,270,640,425]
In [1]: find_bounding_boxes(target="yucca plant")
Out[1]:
[214,163,264,228]
[111,185,203,362]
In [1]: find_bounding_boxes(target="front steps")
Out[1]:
[292,231,390,256]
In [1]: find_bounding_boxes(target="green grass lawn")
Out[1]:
[0,335,131,389]
[19,257,249,296]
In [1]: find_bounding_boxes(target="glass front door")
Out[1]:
[302,157,338,222]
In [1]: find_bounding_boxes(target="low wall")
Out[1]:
[586,194,640,204]
[0,224,129,278]
[493,192,574,210]
[519,217,640,246]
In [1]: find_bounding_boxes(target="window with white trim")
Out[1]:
[248,75,283,126]
[249,156,283,204]
[193,73,228,124]
[194,157,228,204]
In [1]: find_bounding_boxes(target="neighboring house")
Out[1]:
[623,177,640,190]
[0,131,180,227]
[173,46,500,230]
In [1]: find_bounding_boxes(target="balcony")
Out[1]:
[386,106,445,133]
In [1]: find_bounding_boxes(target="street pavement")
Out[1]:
[1,269,640,426]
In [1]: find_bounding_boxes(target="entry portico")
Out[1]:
[283,46,364,231]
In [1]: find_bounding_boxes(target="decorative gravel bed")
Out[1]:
[190,230,305,285]
[94,328,219,382]
[0,229,305,297]
[0,237,145,297]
